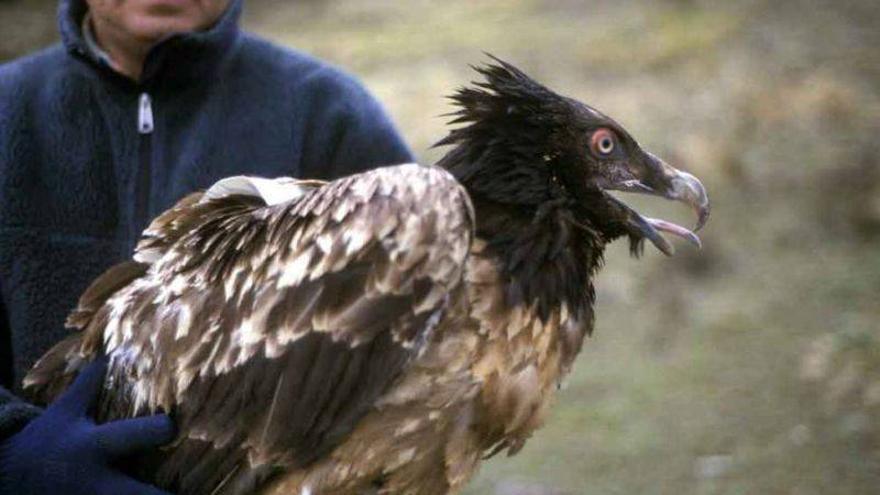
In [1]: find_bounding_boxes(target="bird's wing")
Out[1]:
[25,164,474,495]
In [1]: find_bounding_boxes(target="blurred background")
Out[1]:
[2,0,879,493]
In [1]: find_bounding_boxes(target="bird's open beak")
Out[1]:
[602,152,710,256]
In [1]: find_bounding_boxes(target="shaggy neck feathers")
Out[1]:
[434,59,608,323]
[437,133,602,324]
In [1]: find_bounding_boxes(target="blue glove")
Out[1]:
[0,358,175,495]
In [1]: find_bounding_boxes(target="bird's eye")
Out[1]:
[590,129,616,157]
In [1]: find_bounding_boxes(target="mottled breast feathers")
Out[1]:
[25,164,475,495]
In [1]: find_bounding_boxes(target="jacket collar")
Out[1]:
[58,0,243,87]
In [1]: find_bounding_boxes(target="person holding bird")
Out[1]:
[0,1,412,494]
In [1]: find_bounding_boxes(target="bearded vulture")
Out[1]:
[25,58,710,495]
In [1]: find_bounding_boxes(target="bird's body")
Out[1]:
[267,231,589,495]
[24,59,709,495]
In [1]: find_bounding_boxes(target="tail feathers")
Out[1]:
[66,260,149,330]
[22,333,89,406]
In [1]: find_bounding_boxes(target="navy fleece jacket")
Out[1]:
[0,0,414,439]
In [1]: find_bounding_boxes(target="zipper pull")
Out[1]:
[138,93,154,134]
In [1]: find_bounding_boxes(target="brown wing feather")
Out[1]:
[25,164,474,495]
[24,260,149,404]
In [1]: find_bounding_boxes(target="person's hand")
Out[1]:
[0,358,175,495]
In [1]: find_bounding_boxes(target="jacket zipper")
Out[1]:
[132,92,154,252]
[138,93,154,134]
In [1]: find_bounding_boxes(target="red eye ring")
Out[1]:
[590,129,616,156]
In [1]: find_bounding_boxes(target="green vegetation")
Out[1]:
[249,2,879,492]
[4,0,878,493]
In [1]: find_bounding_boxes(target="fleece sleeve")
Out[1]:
[324,84,415,178]
[0,288,41,442]
[297,68,415,181]
[0,295,12,390]
[0,387,40,443]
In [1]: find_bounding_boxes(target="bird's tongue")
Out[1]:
[605,193,702,256]
[644,217,702,249]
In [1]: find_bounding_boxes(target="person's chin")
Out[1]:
[126,15,205,42]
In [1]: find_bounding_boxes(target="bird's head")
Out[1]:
[436,57,710,256]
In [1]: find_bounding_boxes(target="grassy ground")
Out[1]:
[4,0,880,493]
[245,1,880,493]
